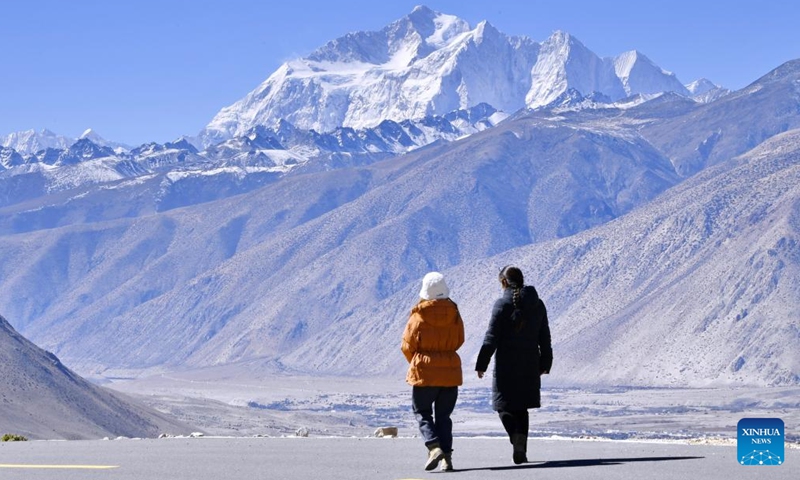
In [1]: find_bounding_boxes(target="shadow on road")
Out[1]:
[455,456,705,472]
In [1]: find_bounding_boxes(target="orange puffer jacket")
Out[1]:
[401,298,464,387]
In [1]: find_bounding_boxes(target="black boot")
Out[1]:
[511,434,527,464]
[440,451,454,472]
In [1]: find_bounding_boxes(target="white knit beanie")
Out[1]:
[419,272,450,300]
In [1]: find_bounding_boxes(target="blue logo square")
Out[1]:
[738,418,784,466]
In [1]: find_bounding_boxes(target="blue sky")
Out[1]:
[1,0,797,145]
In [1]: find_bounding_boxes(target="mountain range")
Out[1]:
[0,104,509,214]
[0,6,797,390]
[1,128,130,156]
[0,7,725,214]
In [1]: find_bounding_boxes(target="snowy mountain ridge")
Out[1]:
[682,78,730,103]
[200,6,710,145]
[1,128,74,155]
[0,128,130,156]
[0,104,503,210]
[3,6,726,159]
[612,50,690,97]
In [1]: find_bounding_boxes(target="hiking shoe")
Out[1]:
[425,445,445,471]
[441,453,454,471]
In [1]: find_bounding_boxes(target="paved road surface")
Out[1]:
[1,437,797,479]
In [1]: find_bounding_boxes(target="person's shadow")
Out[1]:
[454,455,704,472]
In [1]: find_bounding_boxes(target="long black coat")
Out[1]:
[475,285,553,411]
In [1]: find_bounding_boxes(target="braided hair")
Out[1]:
[499,266,525,332]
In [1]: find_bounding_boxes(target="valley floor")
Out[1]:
[105,371,800,443]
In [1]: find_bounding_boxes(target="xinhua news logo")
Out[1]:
[737,418,784,466]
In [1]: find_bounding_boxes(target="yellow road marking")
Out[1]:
[0,464,118,469]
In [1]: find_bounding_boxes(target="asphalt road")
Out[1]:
[1,437,797,479]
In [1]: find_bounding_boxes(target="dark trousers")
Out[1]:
[498,408,529,442]
[412,386,458,453]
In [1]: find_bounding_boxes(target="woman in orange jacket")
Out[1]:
[401,271,464,472]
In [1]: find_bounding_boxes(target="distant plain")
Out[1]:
[108,370,800,442]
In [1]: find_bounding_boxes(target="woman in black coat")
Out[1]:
[475,266,553,464]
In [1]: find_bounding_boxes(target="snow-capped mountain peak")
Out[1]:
[200,7,702,148]
[79,128,104,142]
[200,7,539,146]
[685,77,730,103]
[78,128,131,153]
[405,5,470,50]
[0,128,73,155]
[614,50,655,74]
[526,30,625,108]
[614,50,658,82]
[1,128,130,156]
[470,20,506,46]
[686,78,718,95]
[611,50,689,97]
[305,5,470,66]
